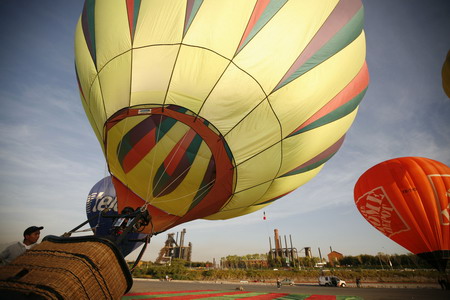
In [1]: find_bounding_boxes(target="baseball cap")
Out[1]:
[23,226,44,236]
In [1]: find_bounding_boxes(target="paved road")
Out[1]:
[129,279,449,300]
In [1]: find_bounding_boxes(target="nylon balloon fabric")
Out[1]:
[354,157,450,272]
[442,50,450,98]
[86,176,145,256]
[75,0,369,234]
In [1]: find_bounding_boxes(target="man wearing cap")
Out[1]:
[0,226,43,265]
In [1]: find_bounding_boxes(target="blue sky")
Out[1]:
[0,1,449,263]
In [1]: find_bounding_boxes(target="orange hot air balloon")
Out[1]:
[354,157,450,272]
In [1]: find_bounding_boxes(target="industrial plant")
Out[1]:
[153,228,342,269]
[267,229,336,268]
[156,228,192,264]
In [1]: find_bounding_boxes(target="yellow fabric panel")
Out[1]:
[270,33,366,137]
[224,101,280,165]
[212,181,273,217]
[80,95,105,153]
[98,52,132,120]
[165,46,230,112]
[106,115,148,183]
[130,46,179,105]
[234,0,338,93]
[74,20,97,109]
[260,166,323,202]
[206,167,324,220]
[88,77,106,141]
[131,91,168,106]
[204,204,267,220]
[200,63,267,134]
[75,17,104,148]
[183,1,256,59]
[133,0,185,47]
[279,109,358,175]
[234,143,281,193]
[94,0,131,71]
[151,141,212,216]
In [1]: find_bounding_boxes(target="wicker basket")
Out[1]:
[0,235,132,299]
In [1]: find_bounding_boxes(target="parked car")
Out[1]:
[280,278,295,286]
[318,276,346,287]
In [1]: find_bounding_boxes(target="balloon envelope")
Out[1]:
[86,176,145,256]
[76,0,369,233]
[442,50,450,98]
[354,157,450,271]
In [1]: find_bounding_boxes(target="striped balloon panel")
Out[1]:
[106,106,234,230]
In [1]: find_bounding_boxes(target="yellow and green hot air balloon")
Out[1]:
[75,0,369,234]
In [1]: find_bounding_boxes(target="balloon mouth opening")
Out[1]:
[104,104,235,233]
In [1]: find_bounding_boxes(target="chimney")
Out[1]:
[284,235,288,254]
[305,247,312,258]
[179,228,186,258]
[289,235,295,267]
[274,229,281,252]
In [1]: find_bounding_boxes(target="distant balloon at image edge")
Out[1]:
[354,157,450,272]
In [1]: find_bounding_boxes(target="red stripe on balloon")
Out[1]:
[292,61,368,134]
[237,0,271,51]
[122,127,157,173]
[126,0,135,39]
[164,129,197,176]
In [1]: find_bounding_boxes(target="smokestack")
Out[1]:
[180,228,186,248]
[305,247,312,258]
[274,229,281,251]
[187,242,192,262]
[284,235,288,258]
[330,246,333,253]
[318,247,322,261]
[179,228,186,258]
[289,235,295,267]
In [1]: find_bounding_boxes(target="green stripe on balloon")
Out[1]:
[281,154,334,177]
[153,132,204,198]
[188,156,216,211]
[237,0,288,54]
[276,7,364,90]
[132,0,141,37]
[117,116,177,171]
[288,88,367,137]
[184,0,204,37]
[81,0,96,64]
[280,136,345,177]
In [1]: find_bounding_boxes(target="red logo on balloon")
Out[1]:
[356,186,410,237]
[428,174,450,225]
